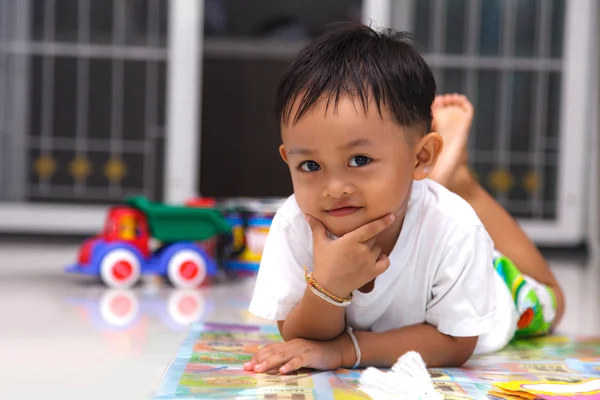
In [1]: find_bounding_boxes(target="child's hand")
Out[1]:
[306,213,395,297]
[243,336,351,374]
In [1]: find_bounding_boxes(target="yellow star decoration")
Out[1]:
[522,171,540,194]
[33,155,57,179]
[104,158,127,183]
[68,156,93,181]
[488,169,514,192]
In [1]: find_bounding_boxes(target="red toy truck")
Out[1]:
[65,196,232,289]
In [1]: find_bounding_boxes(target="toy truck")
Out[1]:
[65,196,232,289]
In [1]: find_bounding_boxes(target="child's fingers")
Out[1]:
[243,355,259,371]
[253,349,294,373]
[370,245,382,261]
[306,214,330,245]
[374,253,390,275]
[279,354,307,374]
[243,357,259,370]
[244,344,277,370]
[346,214,395,243]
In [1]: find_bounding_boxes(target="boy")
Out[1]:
[244,23,564,374]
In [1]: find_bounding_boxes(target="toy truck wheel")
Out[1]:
[99,248,141,289]
[166,249,207,289]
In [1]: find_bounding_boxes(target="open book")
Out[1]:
[489,378,600,399]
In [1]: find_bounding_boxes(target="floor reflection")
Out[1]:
[64,288,211,332]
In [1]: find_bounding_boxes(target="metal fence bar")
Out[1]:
[471,150,558,165]
[0,41,168,60]
[39,0,56,193]
[465,0,481,157]
[7,0,30,201]
[164,0,203,202]
[74,0,91,195]
[495,0,516,205]
[0,0,8,199]
[431,0,447,88]
[28,136,148,154]
[109,0,126,195]
[530,0,553,218]
[27,184,146,200]
[144,0,160,199]
[504,200,557,214]
[423,53,562,70]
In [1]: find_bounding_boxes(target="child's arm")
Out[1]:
[245,324,477,373]
[347,324,477,368]
[249,212,395,342]
[454,168,565,327]
[248,225,494,373]
[277,286,346,341]
[278,214,395,341]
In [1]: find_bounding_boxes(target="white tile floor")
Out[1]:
[0,242,598,400]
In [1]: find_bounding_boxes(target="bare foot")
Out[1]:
[428,93,474,189]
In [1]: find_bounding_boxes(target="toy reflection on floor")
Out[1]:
[153,323,600,400]
[65,196,282,289]
[65,288,213,336]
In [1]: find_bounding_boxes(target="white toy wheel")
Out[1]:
[167,290,206,326]
[167,249,207,289]
[99,290,139,327]
[99,248,141,289]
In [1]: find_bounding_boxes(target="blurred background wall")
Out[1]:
[0,0,597,249]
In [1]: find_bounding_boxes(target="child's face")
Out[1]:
[279,96,440,238]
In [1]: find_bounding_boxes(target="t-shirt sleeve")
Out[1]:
[248,213,313,321]
[425,226,497,337]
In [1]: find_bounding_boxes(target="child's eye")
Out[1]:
[348,155,372,167]
[299,160,321,172]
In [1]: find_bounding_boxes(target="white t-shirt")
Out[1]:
[249,179,515,352]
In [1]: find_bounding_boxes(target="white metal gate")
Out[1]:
[363,0,597,246]
[0,0,200,234]
[0,0,596,246]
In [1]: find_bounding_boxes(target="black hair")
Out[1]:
[275,23,436,134]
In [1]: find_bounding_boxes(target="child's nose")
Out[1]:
[324,177,355,198]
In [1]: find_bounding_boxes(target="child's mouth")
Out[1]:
[326,206,362,217]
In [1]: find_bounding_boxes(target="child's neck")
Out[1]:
[358,213,406,294]
[358,200,409,294]
[378,216,405,255]
[375,212,405,256]
[376,193,411,256]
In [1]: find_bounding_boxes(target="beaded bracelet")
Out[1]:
[307,285,352,306]
[303,266,353,305]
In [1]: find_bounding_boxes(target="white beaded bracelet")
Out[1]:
[346,326,361,369]
[307,285,352,307]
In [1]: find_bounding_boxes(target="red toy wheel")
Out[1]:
[167,249,207,289]
[99,248,141,289]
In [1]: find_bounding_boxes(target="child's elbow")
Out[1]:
[446,336,478,367]
[277,320,343,342]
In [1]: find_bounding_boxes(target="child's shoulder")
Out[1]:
[406,180,493,271]
[274,194,305,222]
[413,179,487,240]
[269,194,313,247]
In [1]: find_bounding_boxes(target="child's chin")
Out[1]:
[325,219,365,239]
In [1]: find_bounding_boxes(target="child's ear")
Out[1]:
[413,132,443,180]
[279,144,289,164]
